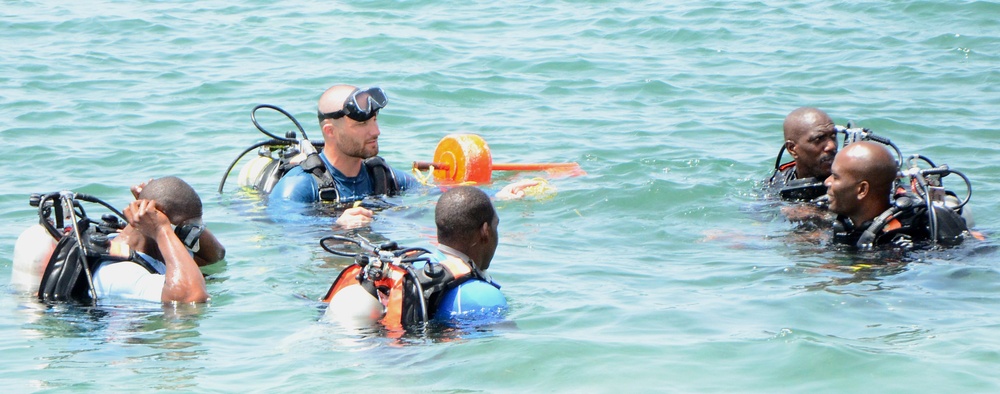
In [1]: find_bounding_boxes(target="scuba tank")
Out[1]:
[323,282,386,327]
[12,223,58,294]
[218,104,322,195]
[237,155,280,190]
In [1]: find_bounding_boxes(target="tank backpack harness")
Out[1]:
[218,104,400,202]
[320,236,487,330]
[843,195,966,251]
[298,144,401,202]
[32,191,156,304]
[843,157,973,251]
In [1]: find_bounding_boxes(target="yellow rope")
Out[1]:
[412,166,489,187]
[412,165,436,186]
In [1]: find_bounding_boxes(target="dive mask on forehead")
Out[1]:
[172,221,205,253]
[317,87,388,122]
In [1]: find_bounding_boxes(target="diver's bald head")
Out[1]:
[783,107,833,141]
[839,141,898,195]
[318,85,359,116]
[782,107,838,180]
[138,176,203,224]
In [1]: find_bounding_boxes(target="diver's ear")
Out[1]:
[856,180,870,200]
[478,221,491,243]
[320,120,336,138]
[785,140,798,159]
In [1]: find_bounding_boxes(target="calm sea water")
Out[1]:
[2,1,1000,392]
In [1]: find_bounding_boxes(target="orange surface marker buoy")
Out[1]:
[412,134,585,184]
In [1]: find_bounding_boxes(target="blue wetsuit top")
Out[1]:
[415,247,508,323]
[269,152,419,204]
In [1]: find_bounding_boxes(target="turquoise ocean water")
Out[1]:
[2,1,999,392]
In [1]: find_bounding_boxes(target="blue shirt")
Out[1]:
[269,152,419,204]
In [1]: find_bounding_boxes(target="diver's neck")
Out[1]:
[323,146,363,177]
[438,244,480,270]
[851,201,891,227]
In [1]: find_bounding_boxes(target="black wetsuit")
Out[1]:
[832,197,968,250]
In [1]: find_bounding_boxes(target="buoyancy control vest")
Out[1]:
[833,192,969,250]
[301,154,401,202]
[30,192,157,304]
[320,237,502,330]
[37,223,156,304]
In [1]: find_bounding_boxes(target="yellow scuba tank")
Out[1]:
[237,148,311,193]
[237,155,278,189]
[11,224,58,295]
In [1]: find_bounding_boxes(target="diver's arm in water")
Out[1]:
[415,179,541,201]
[125,200,209,303]
[495,179,542,200]
[781,203,834,224]
[330,182,540,232]
[331,179,534,230]
[155,226,209,303]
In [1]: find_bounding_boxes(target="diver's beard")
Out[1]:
[340,137,379,159]
[360,144,379,159]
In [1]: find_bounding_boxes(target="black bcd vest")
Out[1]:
[37,221,156,304]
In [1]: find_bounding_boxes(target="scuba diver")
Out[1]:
[825,142,970,250]
[218,84,539,228]
[269,85,421,226]
[320,186,507,329]
[768,107,838,202]
[268,85,419,227]
[768,107,904,202]
[13,177,225,304]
